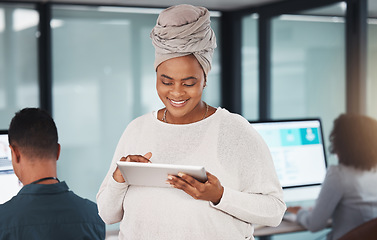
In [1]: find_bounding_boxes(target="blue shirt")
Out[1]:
[0,181,105,240]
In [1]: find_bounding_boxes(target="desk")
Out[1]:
[254,220,332,240]
[254,220,308,240]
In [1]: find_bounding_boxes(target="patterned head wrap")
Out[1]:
[150,4,217,76]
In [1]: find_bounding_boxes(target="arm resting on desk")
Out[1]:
[297,166,342,232]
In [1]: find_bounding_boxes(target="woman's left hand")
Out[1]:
[167,171,224,205]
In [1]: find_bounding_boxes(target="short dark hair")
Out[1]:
[8,108,59,159]
[329,114,377,171]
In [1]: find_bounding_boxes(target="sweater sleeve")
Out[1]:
[211,113,286,227]
[296,166,343,231]
[96,128,130,224]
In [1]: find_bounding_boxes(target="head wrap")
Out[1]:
[150,4,217,77]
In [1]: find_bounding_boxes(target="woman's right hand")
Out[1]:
[112,152,152,183]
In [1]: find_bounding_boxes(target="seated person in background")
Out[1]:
[0,108,105,240]
[287,113,377,240]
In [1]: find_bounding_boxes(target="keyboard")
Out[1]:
[283,212,297,222]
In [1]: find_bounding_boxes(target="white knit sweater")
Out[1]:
[97,108,286,240]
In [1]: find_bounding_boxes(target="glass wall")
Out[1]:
[271,3,346,165]
[241,14,258,120]
[0,3,39,128]
[367,0,377,119]
[51,5,222,204]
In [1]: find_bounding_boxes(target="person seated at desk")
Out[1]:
[287,113,377,240]
[0,108,105,240]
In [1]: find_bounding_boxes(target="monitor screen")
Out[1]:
[250,119,327,202]
[0,130,22,204]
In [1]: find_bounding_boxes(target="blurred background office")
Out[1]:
[0,0,376,239]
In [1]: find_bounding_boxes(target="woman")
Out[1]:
[97,4,286,240]
[287,114,377,240]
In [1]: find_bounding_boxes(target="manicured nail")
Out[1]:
[178,172,184,177]
[167,175,173,180]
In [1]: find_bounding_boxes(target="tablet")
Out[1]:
[116,161,207,188]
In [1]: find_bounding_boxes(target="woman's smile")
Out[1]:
[168,98,189,107]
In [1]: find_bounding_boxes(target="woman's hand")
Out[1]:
[113,152,152,183]
[286,206,302,214]
[166,171,224,205]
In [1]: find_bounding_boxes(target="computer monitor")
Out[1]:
[250,119,327,202]
[0,130,22,204]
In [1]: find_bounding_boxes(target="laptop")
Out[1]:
[0,130,22,204]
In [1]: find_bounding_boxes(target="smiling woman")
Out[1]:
[156,54,212,124]
[97,4,286,240]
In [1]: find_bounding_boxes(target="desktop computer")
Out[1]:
[250,119,327,202]
[0,130,22,204]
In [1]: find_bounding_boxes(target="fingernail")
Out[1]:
[166,181,174,187]
[167,175,173,180]
[178,172,184,177]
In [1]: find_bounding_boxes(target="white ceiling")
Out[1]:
[23,0,284,11]
[15,0,377,17]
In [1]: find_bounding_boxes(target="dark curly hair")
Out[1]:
[329,114,377,171]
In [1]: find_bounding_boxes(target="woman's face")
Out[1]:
[156,54,206,124]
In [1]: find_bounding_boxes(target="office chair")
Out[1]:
[338,218,377,240]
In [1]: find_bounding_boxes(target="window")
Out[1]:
[0,3,39,128]
[367,0,377,119]
[241,14,259,120]
[271,3,346,165]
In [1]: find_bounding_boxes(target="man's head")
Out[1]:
[9,108,59,160]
